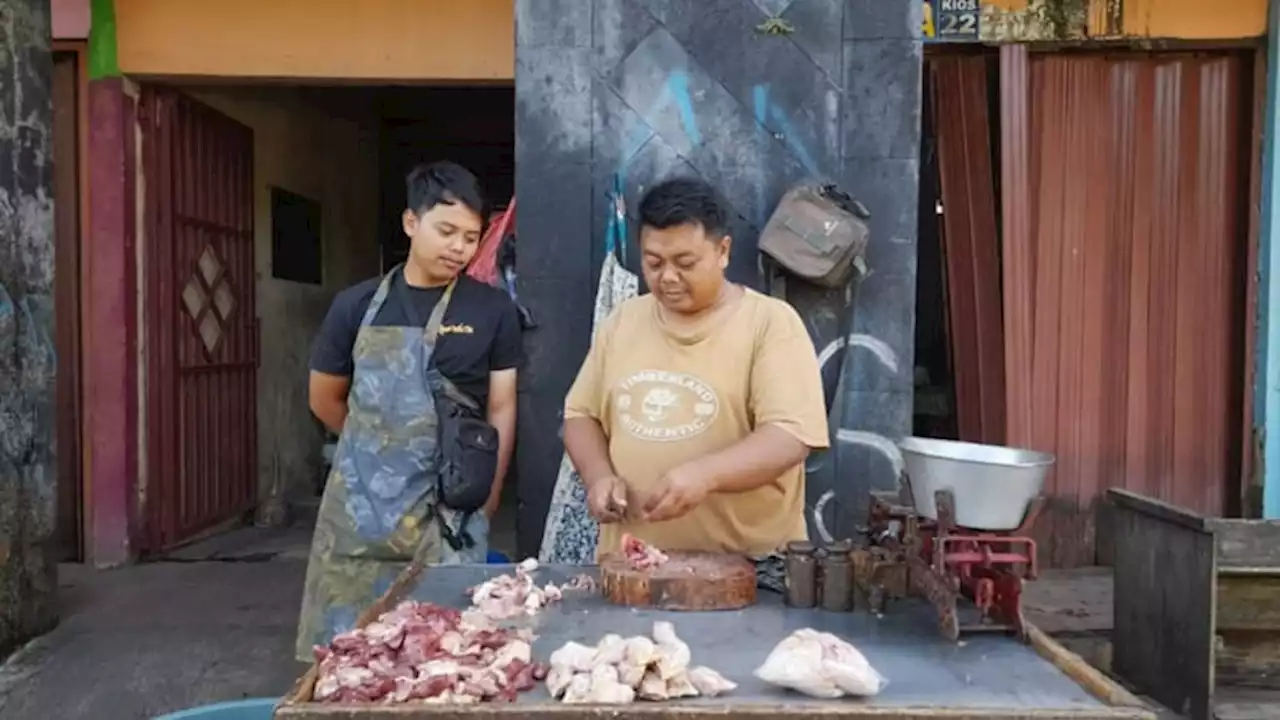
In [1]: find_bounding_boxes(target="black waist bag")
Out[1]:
[434,386,498,513]
[395,268,500,518]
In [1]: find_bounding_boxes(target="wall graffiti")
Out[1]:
[611,61,907,529]
[515,0,920,555]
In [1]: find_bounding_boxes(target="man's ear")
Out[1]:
[402,209,418,238]
[718,235,732,269]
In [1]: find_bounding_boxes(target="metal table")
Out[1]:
[279,564,1154,719]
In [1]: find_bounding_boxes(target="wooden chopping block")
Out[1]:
[600,552,757,611]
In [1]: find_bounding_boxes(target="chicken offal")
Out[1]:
[313,601,548,704]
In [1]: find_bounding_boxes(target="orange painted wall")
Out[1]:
[1121,0,1265,39]
[114,0,513,81]
[983,0,1264,38]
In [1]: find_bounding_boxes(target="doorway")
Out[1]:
[140,83,518,558]
[52,46,85,562]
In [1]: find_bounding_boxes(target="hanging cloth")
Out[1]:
[539,179,639,564]
[467,199,516,287]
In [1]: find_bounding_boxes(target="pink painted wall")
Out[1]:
[52,0,90,40]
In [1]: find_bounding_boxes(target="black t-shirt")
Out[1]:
[309,272,524,407]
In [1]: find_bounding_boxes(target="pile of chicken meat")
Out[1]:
[313,558,592,704]
[546,620,736,704]
[312,601,546,704]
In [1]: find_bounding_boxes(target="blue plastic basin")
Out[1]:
[486,550,510,564]
[153,698,277,720]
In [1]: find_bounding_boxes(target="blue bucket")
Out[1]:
[486,550,510,564]
[153,698,277,720]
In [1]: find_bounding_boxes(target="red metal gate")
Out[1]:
[141,87,258,552]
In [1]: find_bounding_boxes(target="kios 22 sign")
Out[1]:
[923,0,981,41]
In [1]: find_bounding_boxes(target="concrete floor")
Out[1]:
[0,558,307,720]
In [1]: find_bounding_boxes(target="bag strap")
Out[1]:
[394,271,484,415]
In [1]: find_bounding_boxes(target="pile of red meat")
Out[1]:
[622,533,669,571]
[312,601,548,704]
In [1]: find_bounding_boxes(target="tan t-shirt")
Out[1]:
[564,288,830,559]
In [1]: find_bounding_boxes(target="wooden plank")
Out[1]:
[1217,575,1280,631]
[1203,519,1280,570]
[1025,625,1149,711]
[1109,492,1217,720]
[1107,489,1210,532]
[1216,628,1280,690]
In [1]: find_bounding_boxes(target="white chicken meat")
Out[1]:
[754,628,887,698]
[546,620,734,704]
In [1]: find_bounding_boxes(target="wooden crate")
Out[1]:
[1109,489,1280,720]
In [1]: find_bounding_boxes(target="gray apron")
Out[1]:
[295,267,488,662]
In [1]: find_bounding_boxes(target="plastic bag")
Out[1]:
[754,629,887,698]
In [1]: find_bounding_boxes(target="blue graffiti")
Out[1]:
[612,73,820,233]
[666,72,702,147]
[752,83,820,177]
[619,71,702,173]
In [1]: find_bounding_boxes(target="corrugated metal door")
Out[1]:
[1001,51,1252,567]
[930,53,1007,445]
[140,87,258,552]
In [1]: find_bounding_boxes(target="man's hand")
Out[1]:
[642,463,714,523]
[586,475,631,524]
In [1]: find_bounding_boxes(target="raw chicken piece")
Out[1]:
[688,666,737,697]
[592,633,627,665]
[590,680,636,704]
[617,635,656,687]
[622,635,656,666]
[561,673,594,704]
[665,671,700,699]
[549,641,596,673]
[561,573,597,592]
[469,558,565,620]
[636,669,670,701]
[545,665,574,699]
[652,621,691,679]
[754,628,887,698]
[621,533,669,570]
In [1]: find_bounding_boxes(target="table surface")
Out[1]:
[394,564,1104,711]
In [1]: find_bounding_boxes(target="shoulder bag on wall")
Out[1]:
[758,184,871,289]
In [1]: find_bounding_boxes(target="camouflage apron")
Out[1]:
[295,267,488,662]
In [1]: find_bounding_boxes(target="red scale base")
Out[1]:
[863,489,1044,642]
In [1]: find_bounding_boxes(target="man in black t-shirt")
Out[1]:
[298,162,523,657]
[307,162,522,521]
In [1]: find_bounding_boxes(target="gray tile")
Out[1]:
[513,156,594,283]
[643,0,842,178]
[844,0,923,39]
[516,0,593,48]
[846,272,917,393]
[609,27,809,229]
[842,38,923,160]
[593,0,660,79]
[513,279,594,399]
[782,0,846,82]
[841,156,920,277]
[515,47,593,159]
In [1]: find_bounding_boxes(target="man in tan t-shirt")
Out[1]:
[563,177,830,559]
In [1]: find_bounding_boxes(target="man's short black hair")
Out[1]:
[638,177,728,237]
[406,161,489,221]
